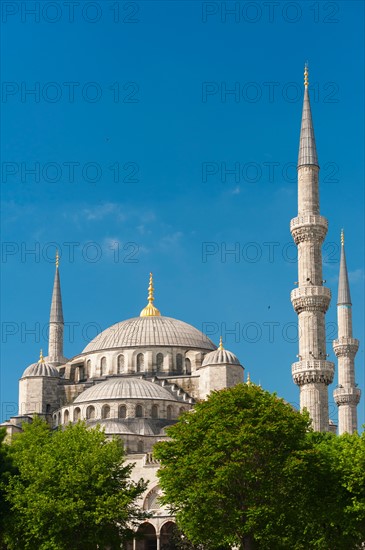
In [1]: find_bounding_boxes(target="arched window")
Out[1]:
[160,521,176,549]
[73,407,81,422]
[156,353,163,372]
[53,414,57,426]
[136,523,156,550]
[137,440,144,453]
[136,353,144,373]
[167,405,173,420]
[151,404,159,419]
[64,409,69,423]
[86,360,91,378]
[176,354,183,373]
[101,404,110,419]
[117,354,125,374]
[46,404,51,414]
[118,405,127,419]
[136,404,143,418]
[100,357,106,376]
[58,412,61,424]
[86,405,95,420]
[185,357,191,374]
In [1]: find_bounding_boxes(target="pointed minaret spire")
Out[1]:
[298,63,319,168]
[48,251,64,364]
[333,231,360,434]
[338,230,351,305]
[290,65,334,431]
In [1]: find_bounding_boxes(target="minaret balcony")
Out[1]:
[291,286,331,314]
[333,337,359,357]
[333,387,361,406]
[291,360,335,386]
[290,215,328,244]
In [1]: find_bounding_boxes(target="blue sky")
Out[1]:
[1,1,364,428]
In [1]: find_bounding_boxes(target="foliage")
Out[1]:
[2,417,147,550]
[0,427,16,549]
[154,384,365,550]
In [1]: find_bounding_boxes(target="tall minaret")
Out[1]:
[290,65,335,432]
[333,231,361,434]
[48,251,64,365]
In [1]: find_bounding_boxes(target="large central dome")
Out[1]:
[82,316,216,353]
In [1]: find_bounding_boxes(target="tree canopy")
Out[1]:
[154,383,365,550]
[2,418,147,550]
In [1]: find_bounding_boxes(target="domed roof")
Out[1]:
[89,420,135,435]
[202,346,241,367]
[82,316,215,353]
[73,377,178,404]
[22,352,59,378]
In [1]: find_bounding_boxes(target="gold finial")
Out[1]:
[341,229,344,246]
[39,349,44,363]
[304,62,309,87]
[56,250,59,268]
[246,372,251,386]
[218,336,224,351]
[140,273,161,317]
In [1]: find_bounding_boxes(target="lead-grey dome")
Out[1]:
[22,361,59,378]
[82,316,215,353]
[202,348,241,367]
[74,377,177,404]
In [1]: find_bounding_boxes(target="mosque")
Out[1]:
[1,66,361,548]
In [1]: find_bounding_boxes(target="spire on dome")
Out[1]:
[338,229,352,306]
[218,336,224,350]
[246,372,251,385]
[298,63,319,168]
[50,252,64,323]
[140,273,161,317]
[39,349,44,363]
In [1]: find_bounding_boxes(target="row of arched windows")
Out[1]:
[85,353,192,377]
[58,403,185,424]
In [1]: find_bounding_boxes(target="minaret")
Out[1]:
[333,230,361,434]
[290,65,335,432]
[48,251,64,365]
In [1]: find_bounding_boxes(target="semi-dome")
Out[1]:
[89,420,135,435]
[21,351,59,378]
[82,316,215,353]
[202,339,241,367]
[73,377,178,404]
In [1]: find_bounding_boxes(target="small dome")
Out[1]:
[82,316,215,353]
[74,377,178,404]
[202,348,241,367]
[89,420,135,435]
[22,360,59,378]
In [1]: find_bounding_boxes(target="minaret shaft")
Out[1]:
[290,67,334,432]
[333,236,360,434]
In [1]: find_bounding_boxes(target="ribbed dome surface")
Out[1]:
[202,348,241,367]
[82,316,215,353]
[74,377,177,403]
[90,420,135,435]
[22,362,59,378]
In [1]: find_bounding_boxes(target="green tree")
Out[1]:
[154,384,365,550]
[3,417,147,550]
[0,427,15,549]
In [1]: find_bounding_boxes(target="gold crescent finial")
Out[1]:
[304,62,309,87]
[246,372,251,386]
[39,349,44,363]
[140,273,161,317]
[341,229,344,246]
[56,250,59,268]
[218,336,224,351]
